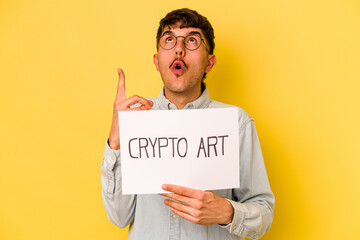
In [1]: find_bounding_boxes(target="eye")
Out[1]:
[165,36,174,43]
[187,37,198,44]
[189,37,197,43]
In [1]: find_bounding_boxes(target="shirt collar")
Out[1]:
[157,87,211,110]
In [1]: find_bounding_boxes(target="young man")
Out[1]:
[101,8,274,240]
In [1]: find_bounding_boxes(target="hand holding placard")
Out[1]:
[160,184,234,225]
[108,68,153,150]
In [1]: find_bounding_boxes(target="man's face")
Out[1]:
[153,26,216,98]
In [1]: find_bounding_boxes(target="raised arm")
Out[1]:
[108,68,153,149]
[101,68,153,228]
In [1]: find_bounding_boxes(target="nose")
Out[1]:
[174,37,186,57]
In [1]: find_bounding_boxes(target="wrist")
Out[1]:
[220,199,234,225]
[108,136,120,150]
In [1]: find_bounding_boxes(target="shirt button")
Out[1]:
[111,155,115,161]
[172,215,177,220]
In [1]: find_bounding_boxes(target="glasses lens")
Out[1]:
[160,34,176,50]
[185,35,201,50]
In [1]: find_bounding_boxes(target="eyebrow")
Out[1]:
[162,30,202,37]
[188,31,202,37]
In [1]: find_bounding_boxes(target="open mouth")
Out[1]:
[171,59,186,75]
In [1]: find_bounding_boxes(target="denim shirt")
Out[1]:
[101,88,275,240]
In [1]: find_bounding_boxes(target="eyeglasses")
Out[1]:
[159,32,209,52]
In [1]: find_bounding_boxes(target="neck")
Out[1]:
[164,87,202,109]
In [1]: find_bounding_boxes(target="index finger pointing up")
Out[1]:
[116,68,126,101]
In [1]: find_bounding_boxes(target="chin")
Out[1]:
[165,85,187,93]
[166,83,200,96]
[162,74,200,94]
[164,79,186,91]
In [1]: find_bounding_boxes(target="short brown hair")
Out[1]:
[156,8,215,90]
[156,8,215,54]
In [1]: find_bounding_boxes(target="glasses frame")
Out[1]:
[159,32,210,53]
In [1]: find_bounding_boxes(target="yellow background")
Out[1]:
[1,0,359,239]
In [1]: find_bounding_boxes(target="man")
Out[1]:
[101,8,274,240]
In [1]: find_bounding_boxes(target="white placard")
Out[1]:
[118,107,239,194]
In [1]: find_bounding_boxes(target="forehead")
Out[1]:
[162,25,204,37]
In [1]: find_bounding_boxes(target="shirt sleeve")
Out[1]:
[100,139,136,228]
[220,119,275,239]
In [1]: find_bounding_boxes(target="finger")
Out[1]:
[161,193,192,205]
[124,95,153,109]
[170,208,202,225]
[162,184,205,200]
[127,106,151,111]
[116,68,126,101]
[162,192,204,210]
[140,100,154,110]
[164,199,199,217]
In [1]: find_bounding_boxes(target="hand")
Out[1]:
[108,68,153,150]
[160,184,234,225]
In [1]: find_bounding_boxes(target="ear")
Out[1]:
[205,54,216,73]
[153,54,160,71]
